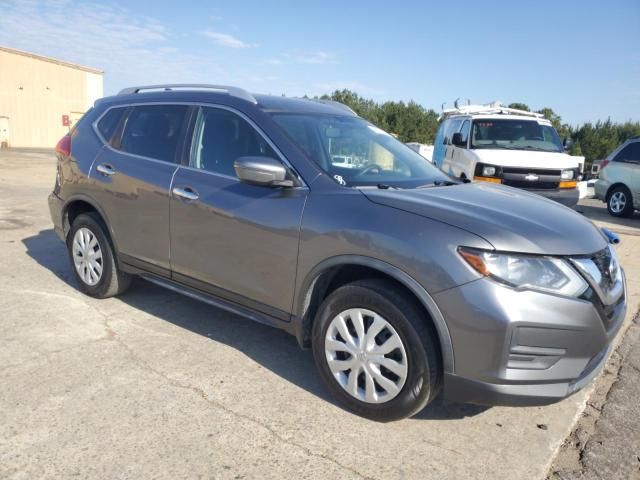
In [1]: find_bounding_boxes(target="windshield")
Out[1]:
[271,114,452,188]
[471,119,563,152]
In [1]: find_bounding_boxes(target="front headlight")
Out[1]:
[458,247,588,297]
[482,166,496,176]
[561,169,574,180]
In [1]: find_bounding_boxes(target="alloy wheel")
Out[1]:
[609,191,626,214]
[324,308,408,404]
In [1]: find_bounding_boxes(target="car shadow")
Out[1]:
[22,228,489,421]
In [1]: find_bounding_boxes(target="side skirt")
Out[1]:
[138,273,300,338]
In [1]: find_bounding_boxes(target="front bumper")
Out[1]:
[434,272,626,406]
[594,179,609,202]
[529,187,579,208]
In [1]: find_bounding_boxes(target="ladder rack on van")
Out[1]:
[439,102,544,120]
[117,84,258,104]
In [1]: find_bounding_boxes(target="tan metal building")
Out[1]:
[0,45,103,149]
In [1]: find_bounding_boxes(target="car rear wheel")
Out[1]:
[67,213,131,298]
[312,279,442,422]
[607,186,634,217]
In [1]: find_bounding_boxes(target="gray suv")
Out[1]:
[49,84,627,421]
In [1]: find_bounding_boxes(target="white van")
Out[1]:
[405,142,434,162]
[432,103,580,207]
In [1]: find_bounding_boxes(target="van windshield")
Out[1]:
[471,119,563,153]
[271,114,452,188]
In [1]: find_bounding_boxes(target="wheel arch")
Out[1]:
[606,182,631,200]
[294,255,455,374]
[62,195,117,248]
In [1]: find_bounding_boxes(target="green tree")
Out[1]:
[507,102,530,111]
[314,89,640,160]
[320,89,439,143]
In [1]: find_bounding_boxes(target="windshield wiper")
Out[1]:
[416,180,461,188]
[376,183,403,190]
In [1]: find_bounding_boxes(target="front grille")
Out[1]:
[582,287,625,332]
[499,167,562,191]
[572,246,625,332]
[502,167,561,176]
[592,248,617,291]
[503,180,559,190]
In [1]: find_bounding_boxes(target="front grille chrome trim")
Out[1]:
[571,245,624,306]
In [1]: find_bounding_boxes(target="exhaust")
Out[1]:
[601,227,620,245]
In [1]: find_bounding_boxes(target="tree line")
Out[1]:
[318,90,640,168]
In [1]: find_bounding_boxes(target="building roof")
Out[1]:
[0,45,103,75]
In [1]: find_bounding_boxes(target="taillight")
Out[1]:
[55,134,71,156]
[601,158,610,169]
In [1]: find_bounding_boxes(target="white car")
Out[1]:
[331,155,359,168]
[432,103,580,207]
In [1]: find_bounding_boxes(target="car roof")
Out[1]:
[96,88,357,117]
[445,113,551,123]
[254,94,356,116]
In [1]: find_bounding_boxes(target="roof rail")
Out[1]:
[439,101,544,120]
[117,84,257,104]
[312,99,357,116]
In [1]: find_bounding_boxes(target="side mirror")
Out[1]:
[451,132,466,147]
[234,156,294,188]
[563,137,574,152]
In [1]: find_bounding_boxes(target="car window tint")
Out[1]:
[97,107,126,143]
[270,114,324,167]
[120,105,188,162]
[444,119,462,144]
[459,120,470,143]
[191,107,278,176]
[614,143,640,163]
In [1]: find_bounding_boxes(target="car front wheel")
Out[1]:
[312,279,442,422]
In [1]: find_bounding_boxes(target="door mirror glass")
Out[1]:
[451,132,466,147]
[234,156,294,187]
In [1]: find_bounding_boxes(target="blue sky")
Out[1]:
[1,0,638,125]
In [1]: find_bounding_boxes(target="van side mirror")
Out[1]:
[451,132,466,147]
[234,156,294,188]
[563,137,574,152]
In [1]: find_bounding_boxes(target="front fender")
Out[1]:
[295,254,456,374]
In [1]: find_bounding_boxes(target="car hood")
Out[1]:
[473,149,577,169]
[361,183,607,255]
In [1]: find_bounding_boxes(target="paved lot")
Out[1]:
[0,150,638,480]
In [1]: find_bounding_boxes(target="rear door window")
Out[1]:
[613,143,640,164]
[97,107,126,143]
[120,105,188,163]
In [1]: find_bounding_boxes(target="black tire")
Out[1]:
[312,279,442,422]
[67,213,131,298]
[607,185,634,218]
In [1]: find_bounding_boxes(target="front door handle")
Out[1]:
[172,186,199,201]
[96,164,116,176]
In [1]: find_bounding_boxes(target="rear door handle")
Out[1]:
[172,186,199,201]
[96,164,116,176]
